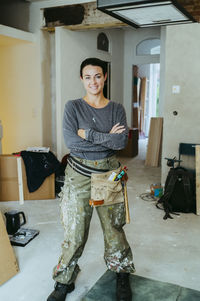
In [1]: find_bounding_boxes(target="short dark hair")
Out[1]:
[80,57,107,77]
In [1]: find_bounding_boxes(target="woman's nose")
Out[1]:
[90,77,96,83]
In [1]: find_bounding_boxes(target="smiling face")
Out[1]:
[81,65,107,96]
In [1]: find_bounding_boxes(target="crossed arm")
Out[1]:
[63,101,128,152]
[78,122,125,139]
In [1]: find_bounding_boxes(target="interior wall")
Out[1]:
[161,23,200,183]
[159,27,166,118]
[0,42,42,154]
[55,27,124,158]
[123,27,161,127]
[40,31,57,152]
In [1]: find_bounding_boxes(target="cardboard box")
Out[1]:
[0,211,19,285]
[117,128,139,158]
[0,155,55,202]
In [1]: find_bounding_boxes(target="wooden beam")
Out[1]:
[145,117,163,167]
[64,22,128,31]
[178,0,200,22]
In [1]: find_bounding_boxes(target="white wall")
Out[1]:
[159,27,166,118]
[55,27,124,158]
[0,41,42,153]
[123,27,161,127]
[161,23,200,182]
[40,31,57,152]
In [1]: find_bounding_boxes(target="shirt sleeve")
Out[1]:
[85,104,128,150]
[63,101,109,152]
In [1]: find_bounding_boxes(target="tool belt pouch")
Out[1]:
[90,167,124,207]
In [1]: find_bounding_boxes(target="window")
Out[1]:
[97,32,109,52]
[136,38,160,56]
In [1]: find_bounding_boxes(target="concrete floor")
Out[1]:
[1,139,200,301]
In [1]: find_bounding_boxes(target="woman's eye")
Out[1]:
[96,75,101,79]
[85,77,90,80]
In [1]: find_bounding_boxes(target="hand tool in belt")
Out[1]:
[89,199,104,207]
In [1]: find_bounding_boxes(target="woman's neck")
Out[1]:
[83,94,109,108]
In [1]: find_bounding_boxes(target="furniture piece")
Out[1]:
[0,155,55,203]
[117,128,138,158]
[178,143,200,216]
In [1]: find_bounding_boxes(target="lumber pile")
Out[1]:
[145,117,163,167]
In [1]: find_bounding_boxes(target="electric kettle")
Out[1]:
[4,210,26,235]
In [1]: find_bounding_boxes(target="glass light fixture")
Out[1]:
[97,0,196,28]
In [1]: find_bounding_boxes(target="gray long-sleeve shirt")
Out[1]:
[63,98,128,160]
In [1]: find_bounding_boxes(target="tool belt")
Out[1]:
[90,167,124,207]
[67,156,110,177]
[67,156,124,207]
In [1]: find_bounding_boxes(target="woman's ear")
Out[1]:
[104,72,107,81]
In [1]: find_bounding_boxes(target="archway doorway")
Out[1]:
[132,38,161,161]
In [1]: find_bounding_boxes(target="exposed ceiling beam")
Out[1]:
[41,0,200,32]
[179,0,200,22]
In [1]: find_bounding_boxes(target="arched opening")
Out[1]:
[97,32,109,52]
[136,38,160,56]
[132,38,161,163]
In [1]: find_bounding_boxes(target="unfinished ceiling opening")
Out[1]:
[42,2,127,31]
[43,4,85,27]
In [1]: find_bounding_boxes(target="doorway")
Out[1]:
[103,61,111,99]
[132,63,160,158]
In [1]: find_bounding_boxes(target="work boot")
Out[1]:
[47,282,75,301]
[116,273,132,301]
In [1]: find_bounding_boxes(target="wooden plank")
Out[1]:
[17,157,24,205]
[21,159,55,200]
[0,155,55,201]
[132,107,138,128]
[0,211,19,285]
[195,145,200,215]
[64,22,128,30]
[139,77,147,133]
[124,181,130,224]
[132,66,139,103]
[132,65,139,128]
[145,117,163,167]
[41,22,128,32]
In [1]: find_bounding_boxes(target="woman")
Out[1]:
[47,58,135,301]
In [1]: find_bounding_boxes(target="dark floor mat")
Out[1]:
[82,270,200,301]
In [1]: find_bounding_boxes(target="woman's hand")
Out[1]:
[77,129,86,139]
[110,123,125,134]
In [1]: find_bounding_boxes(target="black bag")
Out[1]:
[156,167,196,220]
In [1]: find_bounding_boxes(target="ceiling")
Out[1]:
[24,0,200,22]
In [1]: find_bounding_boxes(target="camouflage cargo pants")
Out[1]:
[53,155,135,284]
